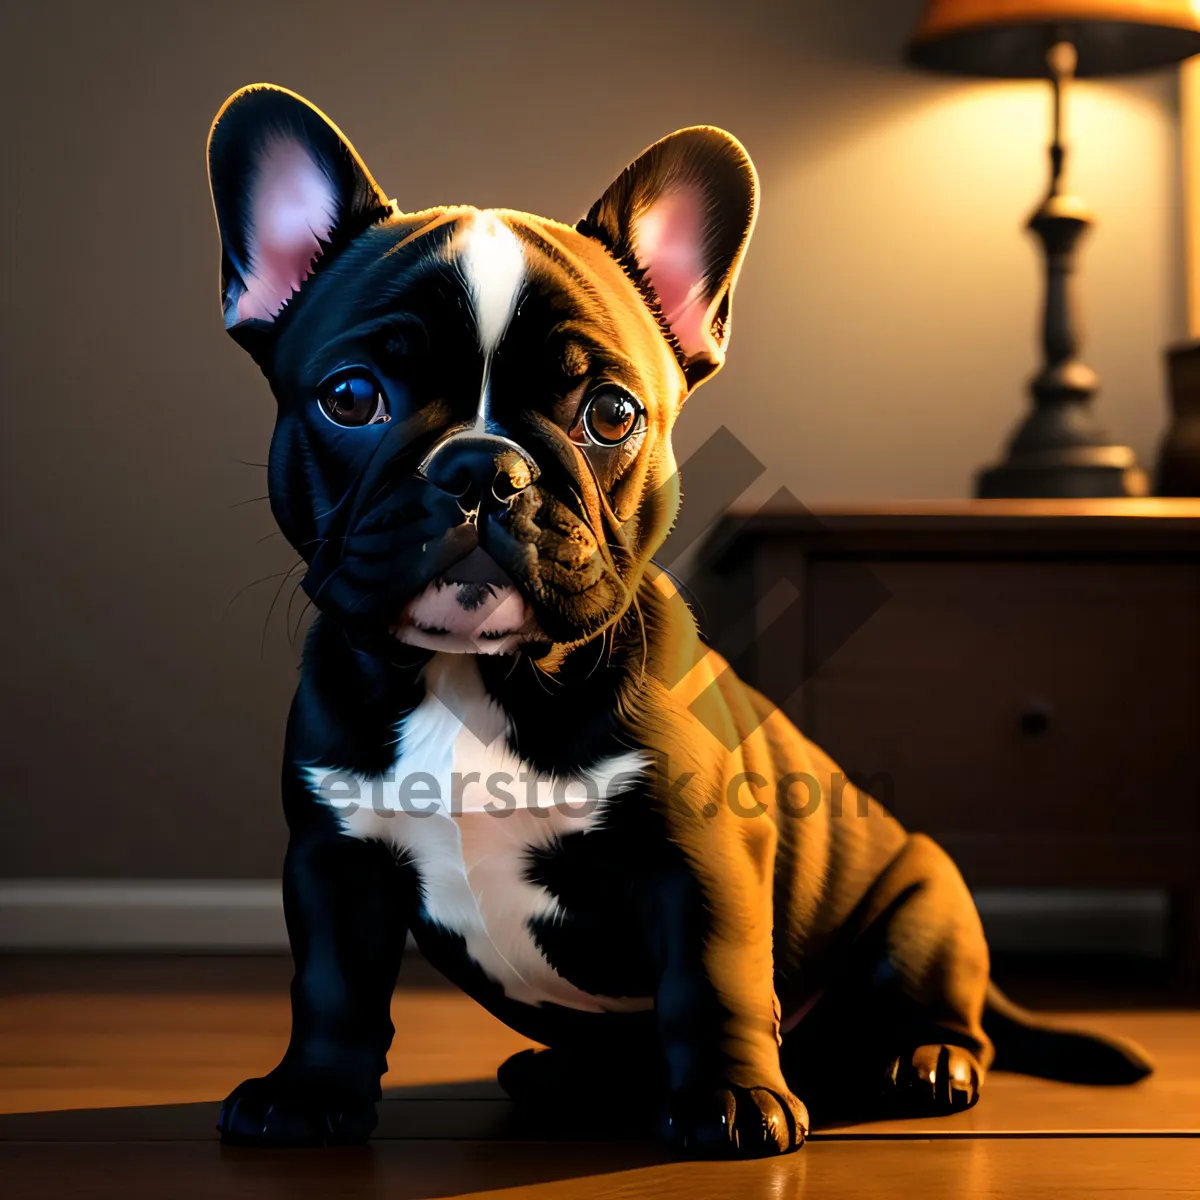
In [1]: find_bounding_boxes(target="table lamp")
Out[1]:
[907,1,1200,498]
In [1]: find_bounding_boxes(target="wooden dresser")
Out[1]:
[691,500,1200,976]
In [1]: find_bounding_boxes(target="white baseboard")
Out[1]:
[0,880,287,952]
[0,880,1170,956]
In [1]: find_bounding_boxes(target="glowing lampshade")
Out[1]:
[908,1,1200,77]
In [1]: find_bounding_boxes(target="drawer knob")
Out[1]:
[1018,697,1054,738]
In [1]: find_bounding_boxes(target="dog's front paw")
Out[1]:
[218,1073,377,1147]
[660,1083,808,1158]
[884,1044,982,1116]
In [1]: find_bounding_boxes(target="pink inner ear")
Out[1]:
[632,187,712,360]
[236,137,338,323]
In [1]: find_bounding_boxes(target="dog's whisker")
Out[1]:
[306,562,350,610]
[285,575,312,643]
[290,597,317,646]
[224,565,303,615]
[260,559,307,659]
[582,626,609,680]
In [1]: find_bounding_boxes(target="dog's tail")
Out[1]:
[984,982,1153,1084]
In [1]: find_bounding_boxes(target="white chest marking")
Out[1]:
[305,654,650,1012]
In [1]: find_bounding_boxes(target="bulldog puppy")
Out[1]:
[207,85,1151,1157]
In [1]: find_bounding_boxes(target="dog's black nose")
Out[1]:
[420,434,539,503]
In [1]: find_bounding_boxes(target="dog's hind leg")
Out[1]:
[782,832,992,1122]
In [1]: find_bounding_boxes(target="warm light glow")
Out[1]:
[917,0,1200,39]
[734,70,1178,502]
[778,75,1170,218]
[1183,57,1200,336]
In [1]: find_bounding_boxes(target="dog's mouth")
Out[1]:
[389,547,540,655]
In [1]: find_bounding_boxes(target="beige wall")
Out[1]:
[0,0,1184,877]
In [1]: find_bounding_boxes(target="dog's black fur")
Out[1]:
[208,85,1152,1158]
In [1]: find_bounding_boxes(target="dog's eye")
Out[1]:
[570,386,644,447]
[317,373,390,428]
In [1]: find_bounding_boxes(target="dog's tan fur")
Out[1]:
[626,567,992,1103]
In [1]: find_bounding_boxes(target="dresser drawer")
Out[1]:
[797,560,1200,884]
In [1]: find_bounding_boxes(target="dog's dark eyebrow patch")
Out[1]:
[577,344,644,394]
[544,321,630,382]
[561,341,590,379]
[302,311,428,379]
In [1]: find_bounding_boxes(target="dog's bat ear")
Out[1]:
[579,127,757,391]
[207,84,392,353]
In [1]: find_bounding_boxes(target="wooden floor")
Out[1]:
[1,957,1197,1198]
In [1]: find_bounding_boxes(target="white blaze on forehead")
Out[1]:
[458,210,525,354]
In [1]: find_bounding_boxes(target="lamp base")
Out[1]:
[970,62,1151,504]
[976,445,1149,498]
[1155,340,1200,496]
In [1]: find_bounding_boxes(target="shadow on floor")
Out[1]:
[0,1077,666,1142]
[0,1080,670,1200]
